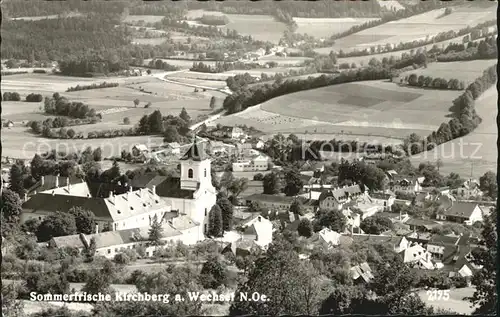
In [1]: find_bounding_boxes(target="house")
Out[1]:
[222,239,261,257]
[405,218,441,232]
[255,140,265,149]
[318,184,364,211]
[232,155,270,172]
[308,228,341,248]
[343,208,361,232]
[26,175,90,197]
[399,244,435,269]
[131,144,150,162]
[370,191,395,210]
[128,173,168,191]
[437,202,484,225]
[245,194,316,214]
[351,234,408,253]
[426,234,463,260]
[166,142,181,155]
[3,120,14,128]
[238,215,274,248]
[350,262,374,284]
[414,192,432,207]
[377,211,410,223]
[441,245,482,278]
[22,187,173,232]
[455,179,483,199]
[212,126,245,139]
[48,214,202,259]
[405,232,433,247]
[389,176,424,194]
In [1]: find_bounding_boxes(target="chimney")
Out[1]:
[95,224,99,234]
[55,176,59,188]
[66,177,70,187]
[152,185,156,195]
[129,186,133,193]
[41,176,45,186]
[258,216,261,222]
[109,191,114,203]
[24,193,28,202]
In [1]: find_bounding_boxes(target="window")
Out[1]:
[188,168,194,179]
[204,169,207,177]
[205,208,207,216]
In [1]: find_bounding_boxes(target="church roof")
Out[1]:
[180,136,208,161]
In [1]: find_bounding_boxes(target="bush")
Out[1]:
[3,92,21,101]
[66,82,119,92]
[114,253,131,265]
[33,69,47,74]
[253,173,264,181]
[123,117,131,125]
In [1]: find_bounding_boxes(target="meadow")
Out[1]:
[293,17,377,39]
[397,60,498,84]
[123,15,166,24]
[410,86,497,179]
[185,10,288,44]
[315,4,496,54]
[215,79,462,144]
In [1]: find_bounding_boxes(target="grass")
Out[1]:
[0,74,224,158]
[293,17,378,39]
[185,10,288,44]
[123,15,166,23]
[315,3,496,55]
[410,86,497,179]
[215,79,462,144]
[397,60,498,84]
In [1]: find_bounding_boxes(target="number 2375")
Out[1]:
[426,289,450,301]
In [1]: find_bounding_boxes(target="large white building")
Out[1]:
[232,155,270,172]
[21,137,218,238]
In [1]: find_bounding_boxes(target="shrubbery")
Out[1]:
[25,93,44,102]
[44,94,97,119]
[197,14,230,26]
[3,92,21,101]
[66,82,119,92]
[191,61,276,74]
[404,74,465,90]
[33,69,47,74]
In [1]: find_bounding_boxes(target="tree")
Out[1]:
[69,207,96,234]
[133,98,140,107]
[199,255,228,289]
[385,293,434,315]
[179,107,191,122]
[290,199,304,216]
[208,205,223,237]
[468,211,497,314]
[370,257,414,297]
[360,215,394,234]
[314,209,346,233]
[479,171,497,199]
[148,110,163,133]
[209,96,216,109]
[9,164,25,198]
[217,194,234,231]
[83,237,97,262]
[1,189,23,233]
[82,260,114,295]
[297,219,313,237]
[163,125,180,142]
[227,177,248,197]
[284,168,303,196]
[148,214,164,246]
[92,147,102,161]
[36,211,78,242]
[263,172,282,195]
[320,285,370,315]
[30,153,44,180]
[123,117,130,125]
[230,236,326,315]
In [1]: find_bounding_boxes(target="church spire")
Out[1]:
[181,133,207,161]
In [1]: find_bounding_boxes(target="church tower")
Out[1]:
[180,136,212,191]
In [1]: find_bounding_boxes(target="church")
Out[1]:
[21,137,218,239]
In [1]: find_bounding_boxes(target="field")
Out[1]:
[185,10,288,44]
[376,0,405,11]
[0,73,226,158]
[9,12,83,21]
[397,60,498,84]
[293,17,378,39]
[131,37,168,45]
[315,4,496,54]
[215,79,463,144]
[411,85,497,178]
[258,56,312,66]
[123,15,166,24]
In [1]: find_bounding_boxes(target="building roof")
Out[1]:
[23,188,169,221]
[27,175,85,195]
[180,136,209,161]
[155,177,196,199]
[350,262,374,283]
[443,202,479,219]
[351,234,405,246]
[370,192,394,200]
[129,173,168,189]
[245,194,298,204]
[318,184,363,202]
[428,234,460,246]
[133,144,148,152]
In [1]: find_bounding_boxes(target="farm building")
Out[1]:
[232,155,270,172]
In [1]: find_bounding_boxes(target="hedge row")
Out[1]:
[403,74,465,90]
[66,81,119,92]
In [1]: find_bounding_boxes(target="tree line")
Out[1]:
[190,61,276,73]
[405,64,497,155]
[196,14,229,26]
[436,36,497,62]
[403,73,465,90]
[223,66,392,114]
[44,93,98,119]
[66,82,119,92]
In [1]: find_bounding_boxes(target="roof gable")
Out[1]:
[180,137,208,161]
